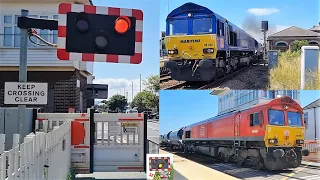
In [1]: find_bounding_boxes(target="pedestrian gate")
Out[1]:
[37,110,147,173]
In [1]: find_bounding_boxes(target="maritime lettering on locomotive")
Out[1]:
[180,39,201,43]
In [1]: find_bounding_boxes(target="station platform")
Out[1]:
[159,149,239,180]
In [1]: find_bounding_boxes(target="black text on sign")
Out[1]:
[4,82,48,105]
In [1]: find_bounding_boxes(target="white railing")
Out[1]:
[304,140,320,153]
[0,121,71,180]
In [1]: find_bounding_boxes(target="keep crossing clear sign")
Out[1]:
[4,82,48,105]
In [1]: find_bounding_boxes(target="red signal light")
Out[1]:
[115,16,131,34]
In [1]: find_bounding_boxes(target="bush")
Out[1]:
[290,40,309,52]
[269,50,320,89]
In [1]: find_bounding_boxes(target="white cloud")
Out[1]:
[247,8,280,16]
[93,78,148,103]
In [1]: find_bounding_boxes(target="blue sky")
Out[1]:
[92,0,160,101]
[160,0,319,41]
[160,90,320,134]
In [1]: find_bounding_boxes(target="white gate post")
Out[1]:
[301,46,319,89]
[13,134,20,178]
[0,134,5,154]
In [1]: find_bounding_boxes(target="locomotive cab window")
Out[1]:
[169,19,188,35]
[216,20,225,36]
[268,110,284,126]
[185,130,191,138]
[287,112,302,127]
[250,113,260,126]
[193,18,212,34]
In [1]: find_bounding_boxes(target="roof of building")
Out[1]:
[268,26,320,37]
[310,26,320,31]
[210,90,227,95]
[303,98,320,110]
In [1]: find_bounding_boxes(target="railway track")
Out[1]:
[161,64,252,90]
[161,147,320,180]
[160,73,172,83]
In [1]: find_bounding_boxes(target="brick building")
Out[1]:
[267,24,320,52]
[0,0,107,113]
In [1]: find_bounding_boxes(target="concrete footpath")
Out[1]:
[302,152,320,163]
[159,149,239,180]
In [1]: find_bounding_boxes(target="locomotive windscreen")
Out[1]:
[193,18,212,34]
[268,110,285,125]
[287,112,303,127]
[168,19,188,35]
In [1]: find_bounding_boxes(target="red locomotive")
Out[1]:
[166,96,310,170]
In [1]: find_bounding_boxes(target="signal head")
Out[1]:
[115,16,131,34]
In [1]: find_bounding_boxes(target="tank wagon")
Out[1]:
[164,2,262,82]
[168,127,184,150]
[165,96,310,170]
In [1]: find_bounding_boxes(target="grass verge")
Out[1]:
[269,50,320,89]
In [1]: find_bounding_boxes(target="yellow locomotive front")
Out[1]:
[165,34,218,60]
[262,97,310,170]
[164,6,222,82]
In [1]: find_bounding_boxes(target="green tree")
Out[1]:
[131,91,159,112]
[144,75,160,93]
[290,40,309,52]
[100,100,108,104]
[107,94,127,113]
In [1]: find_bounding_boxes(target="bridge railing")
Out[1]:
[0,120,71,180]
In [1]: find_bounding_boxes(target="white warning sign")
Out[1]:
[4,82,48,105]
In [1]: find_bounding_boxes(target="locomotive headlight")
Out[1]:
[168,50,178,55]
[203,48,214,54]
[268,139,278,144]
[296,140,304,144]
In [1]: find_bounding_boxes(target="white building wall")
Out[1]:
[217,90,300,115]
[304,107,320,140]
[0,2,93,75]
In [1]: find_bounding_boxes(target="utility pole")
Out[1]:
[18,9,29,143]
[131,81,133,102]
[139,74,142,93]
[124,86,126,97]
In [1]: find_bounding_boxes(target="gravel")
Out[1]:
[160,80,185,89]
[211,64,269,90]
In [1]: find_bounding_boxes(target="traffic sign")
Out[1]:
[108,122,121,135]
[4,82,48,105]
[57,3,143,64]
[121,122,139,127]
